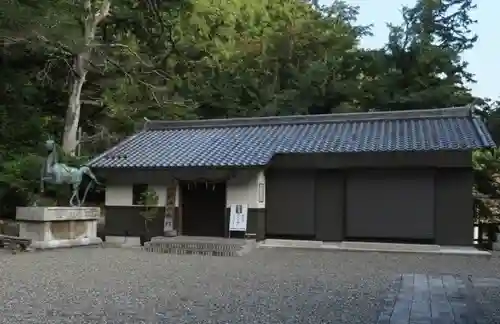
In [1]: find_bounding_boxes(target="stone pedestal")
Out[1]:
[16,207,103,250]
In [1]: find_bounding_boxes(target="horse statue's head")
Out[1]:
[44,139,56,153]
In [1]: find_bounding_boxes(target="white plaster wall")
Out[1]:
[105,170,263,208]
[105,184,177,207]
[226,170,266,209]
[105,185,132,206]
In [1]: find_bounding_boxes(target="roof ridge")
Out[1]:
[144,106,472,130]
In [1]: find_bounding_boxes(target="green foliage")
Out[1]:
[477,99,500,145]
[138,188,160,234]
[473,149,500,194]
[473,100,500,221]
[473,149,500,221]
[363,0,478,111]
[0,154,43,206]
[0,0,498,220]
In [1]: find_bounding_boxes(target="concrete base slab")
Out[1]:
[255,239,323,249]
[337,241,440,252]
[438,246,491,256]
[258,239,491,257]
[31,237,103,250]
[105,236,141,247]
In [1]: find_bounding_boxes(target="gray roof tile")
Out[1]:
[88,107,496,168]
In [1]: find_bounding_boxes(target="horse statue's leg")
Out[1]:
[69,183,80,207]
[69,189,77,207]
[71,183,81,207]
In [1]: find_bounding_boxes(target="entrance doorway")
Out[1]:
[180,181,226,237]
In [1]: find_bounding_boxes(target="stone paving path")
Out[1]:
[376,274,485,324]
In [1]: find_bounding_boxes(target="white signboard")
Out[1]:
[229,204,248,232]
[164,216,173,232]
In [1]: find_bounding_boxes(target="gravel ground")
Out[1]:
[0,248,499,324]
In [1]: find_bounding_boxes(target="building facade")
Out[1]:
[89,107,495,246]
[102,168,265,239]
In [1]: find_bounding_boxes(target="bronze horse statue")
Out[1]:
[40,139,101,206]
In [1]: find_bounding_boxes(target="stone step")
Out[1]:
[143,246,242,256]
[148,241,244,251]
[143,236,255,257]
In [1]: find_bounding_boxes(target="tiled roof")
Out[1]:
[88,107,495,168]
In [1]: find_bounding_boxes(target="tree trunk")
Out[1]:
[62,55,87,155]
[61,0,111,155]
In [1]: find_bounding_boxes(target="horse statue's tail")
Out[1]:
[78,166,102,206]
[81,166,101,185]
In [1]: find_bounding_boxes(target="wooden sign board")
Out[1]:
[229,204,248,232]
